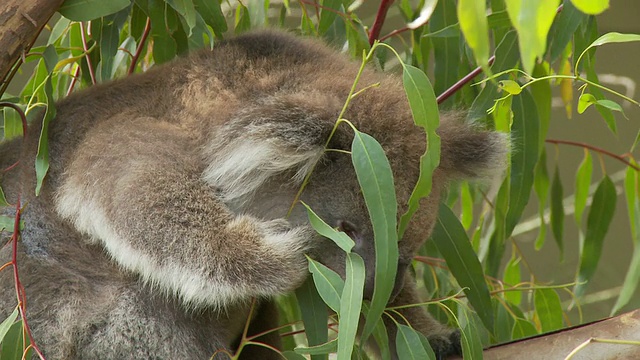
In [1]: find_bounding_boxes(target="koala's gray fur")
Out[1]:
[0,30,505,359]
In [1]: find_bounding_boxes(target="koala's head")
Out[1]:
[201,31,506,300]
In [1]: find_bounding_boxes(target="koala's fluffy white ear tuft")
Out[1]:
[203,95,338,204]
[437,116,510,181]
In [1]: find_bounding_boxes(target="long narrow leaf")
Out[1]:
[337,253,366,359]
[295,278,329,360]
[351,131,399,341]
[575,176,617,297]
[432,204,494,330]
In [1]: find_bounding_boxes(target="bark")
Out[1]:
[0,0,65,91]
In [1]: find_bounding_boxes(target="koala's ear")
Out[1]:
[203,93,340,203]
[437,115,509,181]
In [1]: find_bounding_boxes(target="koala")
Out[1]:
[0,30,505,359]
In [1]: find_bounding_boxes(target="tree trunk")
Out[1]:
[0,0,64,91]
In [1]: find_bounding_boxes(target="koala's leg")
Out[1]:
[236,300,283,360]
[384,274,462,360]
[54,117,313,309]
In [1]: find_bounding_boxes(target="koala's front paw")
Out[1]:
[428,329,463,360]
[259,219,315,254]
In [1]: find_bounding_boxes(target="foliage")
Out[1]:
[1,0,639,359]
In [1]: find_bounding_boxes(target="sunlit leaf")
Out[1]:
[504,255,521,305]
[457,0,492,77]
[576,32,640,73]
[575,176,617,297]
[498,80,522,95]
[570,0,609,15]
[577,93,596,114]
[505,0,561,74]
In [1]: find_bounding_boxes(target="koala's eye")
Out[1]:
[336,219,360,241]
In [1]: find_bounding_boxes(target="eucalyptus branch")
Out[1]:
[368,0,395,45]
[546,139,640,172]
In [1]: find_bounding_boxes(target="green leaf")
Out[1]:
[282,350,309,360]
[547,0,588,62]
[0,308,19,343]
[611,244,640,315]
[0,320,30,360]
[93,18,120,82]
[570,0,609,15]
[531,63,552,151]
[574,151,593,226]
[351,131,399,341]
[550,165,565,260]
[576,32,640,73]
[303,203,355,253]
[234,4,251,34]
[503,255,521,305]
[505,90,540,237]
[534,150,550,250]
[577,93,596,114]
[460,182,473,230]
[337,253,366,360]
[152,33,178,64]
[0,187,8,207]
[467,30,519,122]
[596,99,625,115]
[193,0,227,36]
[512,318,538,339]
[35,45,58,196]
[457,0,492,77]
[307,258,345,313]
[3,106,24,140]
[167,0,197,36]
[498,80,522,95]
[295,278,329,360]
[429,0,461,103]
[610,165,639,315]
[59,0,131,21]
[575,176,617,297]
[505,0,561,74]
[398,65,440,239]
[318,0,342,35]
[367,310,391,360]
[534,288,563,332]
[294,339,337,356]
[395,325,435,360]
[432,204,494,330]
[460,310,484,360]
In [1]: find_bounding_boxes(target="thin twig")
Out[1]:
[546,139,640,171]
[11,198,45,359]
[66,65,81,97]
[368,0,395,45]
[436,56,496,104]
[80,22,96,85]
[128,18,152,75]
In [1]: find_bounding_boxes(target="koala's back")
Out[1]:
[0,30,333,359]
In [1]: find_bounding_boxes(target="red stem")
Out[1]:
[128,18,152,75]
[436,55,496,104]
[546,139,640,171]
[11,197,45,359]
[80,22,97,85]
[368,0,395,45]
